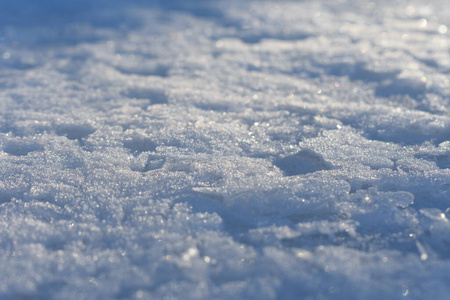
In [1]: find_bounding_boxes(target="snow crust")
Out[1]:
[0,0,449,299]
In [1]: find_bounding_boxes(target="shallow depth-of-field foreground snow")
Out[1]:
[0,0,450,299]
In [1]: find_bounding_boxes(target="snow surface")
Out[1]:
[0,0,450,299]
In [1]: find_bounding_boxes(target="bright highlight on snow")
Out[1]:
[0,0,449,299]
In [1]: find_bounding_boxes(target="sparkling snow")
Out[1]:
[0,0,450,299]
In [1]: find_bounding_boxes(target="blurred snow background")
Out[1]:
[0,0,449,299]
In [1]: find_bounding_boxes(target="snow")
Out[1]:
[0,0,449,299]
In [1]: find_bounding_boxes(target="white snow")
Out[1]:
[0,0,450,299]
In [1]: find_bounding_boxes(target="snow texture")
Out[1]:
[0,0,449,299]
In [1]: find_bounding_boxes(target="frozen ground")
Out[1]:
[0,0,449,299]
